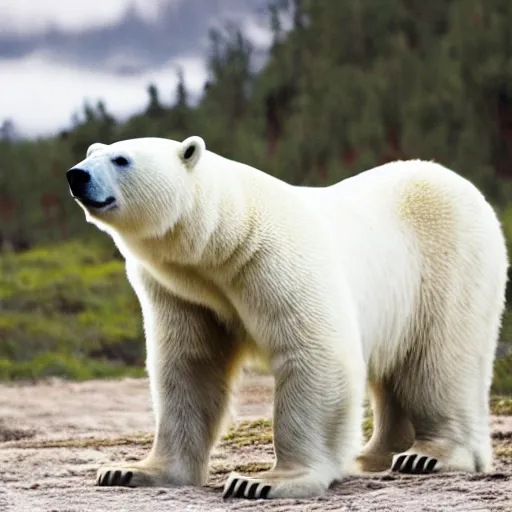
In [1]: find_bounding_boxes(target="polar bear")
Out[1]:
[66,136,507,500]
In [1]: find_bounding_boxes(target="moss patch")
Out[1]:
[0,433,154,450]
[3,417,372,451]
[490,396,512,416]
[494,443,512,459]
[221,419,273,447]
[211,462,272,475]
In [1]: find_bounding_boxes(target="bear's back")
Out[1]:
[294,159,504,365]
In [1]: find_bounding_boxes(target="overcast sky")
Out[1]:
[0,0,272,137]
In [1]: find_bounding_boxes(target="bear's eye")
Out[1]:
[111,156,130,167]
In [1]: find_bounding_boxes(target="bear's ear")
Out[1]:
[179,136,205,169]
[86,142,107,158]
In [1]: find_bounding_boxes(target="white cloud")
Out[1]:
[0,0,275,136]
[242,18,273,49]
[0,0,172,34]
[0,52,207,137]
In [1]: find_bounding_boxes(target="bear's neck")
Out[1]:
[119,167,258,272]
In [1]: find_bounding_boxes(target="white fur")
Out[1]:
[71,137,508,499]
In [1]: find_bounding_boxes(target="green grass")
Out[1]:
[0,353,145,382]
[0,239,145,380]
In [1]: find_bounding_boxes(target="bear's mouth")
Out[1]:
[76,196,117,211]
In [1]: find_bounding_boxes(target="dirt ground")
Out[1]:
[1,373,511,512]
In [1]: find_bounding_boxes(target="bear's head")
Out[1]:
[66,136,206,237]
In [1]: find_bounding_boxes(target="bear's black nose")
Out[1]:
[67,168,90,197]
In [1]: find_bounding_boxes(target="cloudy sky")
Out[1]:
[0,0,273,137]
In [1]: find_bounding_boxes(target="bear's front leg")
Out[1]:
[223,304,366,499]
[96,264,242,488]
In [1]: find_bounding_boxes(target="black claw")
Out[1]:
[392,455,407,471]
[260,485,271,499]
[247,482,259,499]
[223,478,238,499]
[414,456,429,474]
[403,454,417,473]
[99,470,111,486]
[235,480,248,498]
[426,458,438,472]
[121,471,133,486]
[111,470,122,485]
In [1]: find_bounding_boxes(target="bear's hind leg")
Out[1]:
[389,188,506,475]
[356,379,414,472]
[389,328,497,475]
